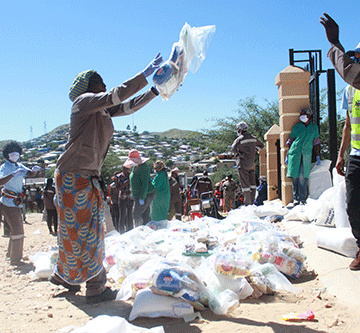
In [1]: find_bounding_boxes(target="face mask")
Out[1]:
[300,115,308,123]
[8,152,20,163]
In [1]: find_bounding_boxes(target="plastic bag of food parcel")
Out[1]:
[30,250,58,279]
[153,22,216,100]
[150,261,208,303]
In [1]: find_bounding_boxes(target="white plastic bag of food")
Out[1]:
[333,168,350,228]
[129,288,194,321]
[68,315,165,333]
[153,23,215,100]
[29,250,57,279]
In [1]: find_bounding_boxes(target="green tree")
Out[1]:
[206,96,279,152]
[100,150,122,185]
[318,87,346,160]
[165,160,174,168]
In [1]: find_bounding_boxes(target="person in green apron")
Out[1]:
[286,108,321,205]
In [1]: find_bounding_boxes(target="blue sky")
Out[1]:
[0,0,355,142]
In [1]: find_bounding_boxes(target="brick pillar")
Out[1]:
[258,148,266,178]
[264,124,280,201]
[275,65,310,205]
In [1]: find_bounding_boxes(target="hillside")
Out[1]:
[0,126,204,151]
[152,128,202,139]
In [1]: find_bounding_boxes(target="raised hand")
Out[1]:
[320,13,339,44]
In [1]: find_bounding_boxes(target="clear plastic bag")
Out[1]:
[153,23,215,100]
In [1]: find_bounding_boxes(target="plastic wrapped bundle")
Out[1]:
[153,23,215,100]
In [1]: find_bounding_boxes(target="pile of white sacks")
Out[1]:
[31,160,357,325]
[284,160,357,258]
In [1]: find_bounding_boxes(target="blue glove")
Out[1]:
[12,168,27,177]
[139,199,145,205]
[143,53,163,78]
[285,155,288,165]
[316,156,321,165]
[32,165,41,172]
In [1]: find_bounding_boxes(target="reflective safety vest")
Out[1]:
[351,89,360,149]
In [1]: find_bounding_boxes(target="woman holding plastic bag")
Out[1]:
[50,54,163,304]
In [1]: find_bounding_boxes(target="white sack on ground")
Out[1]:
[307,187,335,227]
[29,249,57,279]
[66,315,165,333]
[129,288,194,321]
[332,168,350,228]
[308,160,332,200]
[316,227,358,258]
[253,201,288,218]
[284,204,310,222]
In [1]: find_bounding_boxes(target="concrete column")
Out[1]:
[264,125,280,201]
[275,65,310,205]
[258,148,267,177]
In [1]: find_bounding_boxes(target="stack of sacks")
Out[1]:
[103,204,306,317]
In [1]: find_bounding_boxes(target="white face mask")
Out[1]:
[8,152,20,163]
[300,115,308,123]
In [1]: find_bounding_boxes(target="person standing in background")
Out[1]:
[42,178,58,236]
[286,108,320,206]
[0,141,41,265]
[107,172,121,231]
[124,149,156,227]
[168,167,182,221]
[232,122,264,205]
[151,160,170,221]
[118,166,133,233]
[222,174,237,213]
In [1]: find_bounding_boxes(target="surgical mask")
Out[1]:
[300,115,308,123]
[8,152,20,163]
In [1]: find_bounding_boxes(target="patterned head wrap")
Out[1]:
[69,70,96,102]
[153,160,165,172]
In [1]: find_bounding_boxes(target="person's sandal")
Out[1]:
[86,287,118,304]
[49,275,81,292]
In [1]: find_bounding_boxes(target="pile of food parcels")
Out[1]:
[30,202,306,317]
[105,203,304,316]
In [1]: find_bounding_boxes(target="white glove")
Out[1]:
[139,199,145,205]
[32,165,41,172]
[12,168,27,177]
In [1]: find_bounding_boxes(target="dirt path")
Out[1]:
[0,213,359,332]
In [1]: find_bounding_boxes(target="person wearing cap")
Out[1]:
[286,108,320,206]
[50,54,163,303]
[195,171,213,198]
[254,176,268,206]
[124,149,156,227]
[150,160,170,221]
[231,121,264,206]
[168,167,182,221]
[320,13,360,90]
[222,174,237,213]
[0,141,41,266]
[321,14,360,270]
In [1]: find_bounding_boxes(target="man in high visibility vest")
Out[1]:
[321,13,360,270]
[324,25,360,270]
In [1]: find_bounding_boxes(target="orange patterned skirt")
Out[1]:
[54,171,105,284]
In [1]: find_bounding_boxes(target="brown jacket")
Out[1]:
[56,73,157,176]
[232,131,264,170]
[328,43,360,90]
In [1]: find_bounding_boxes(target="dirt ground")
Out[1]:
[0,212,359,333]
